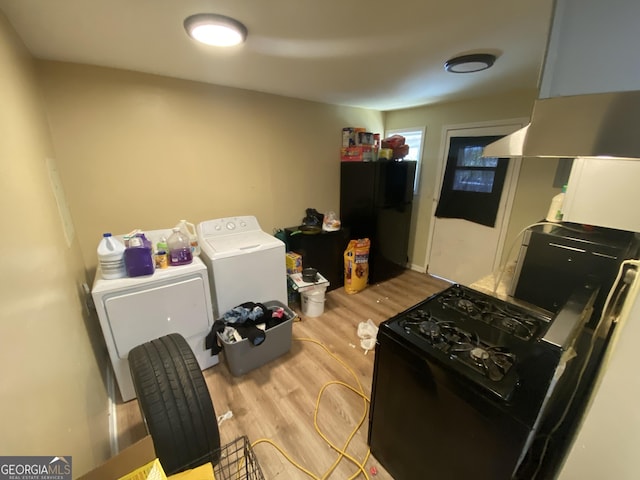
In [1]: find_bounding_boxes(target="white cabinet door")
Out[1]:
[563,157,640,233]
[540,0,640,98]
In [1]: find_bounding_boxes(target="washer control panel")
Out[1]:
[197,216,261,238]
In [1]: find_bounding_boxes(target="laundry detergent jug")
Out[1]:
[168,227,193,266]
[97,233,126,279]
[177,219,200,256]
[124,234,155,277]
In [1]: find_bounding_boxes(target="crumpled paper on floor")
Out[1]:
[217,410,233,425]
[357,319,379,354]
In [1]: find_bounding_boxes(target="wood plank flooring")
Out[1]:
[116,269,450,479]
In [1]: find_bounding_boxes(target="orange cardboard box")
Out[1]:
[340,146,372,162]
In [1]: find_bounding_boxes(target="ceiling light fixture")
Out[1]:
[444,53,496,73]
[184,14,247,47]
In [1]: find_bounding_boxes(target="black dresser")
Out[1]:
[284,227,350,291]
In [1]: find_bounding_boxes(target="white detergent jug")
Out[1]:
[545,185,567,223]
[177,219,200,256]
[97,233,126,279]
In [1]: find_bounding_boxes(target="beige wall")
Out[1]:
[37,61,383,277]
[503,157,561,262]
[37,61,560,285]
[0,12,110,476]
[384,90,560,270]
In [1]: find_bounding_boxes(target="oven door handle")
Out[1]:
[548,242,586,253]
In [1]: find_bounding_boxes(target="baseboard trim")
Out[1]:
[410,263,427,273]
[106,363,119,456]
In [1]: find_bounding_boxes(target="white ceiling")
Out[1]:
[0,0,555,111]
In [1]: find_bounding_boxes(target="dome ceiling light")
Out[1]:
[444,53,496,73]
[184,14,247,47]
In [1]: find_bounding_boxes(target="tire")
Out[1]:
[128,333,221,475]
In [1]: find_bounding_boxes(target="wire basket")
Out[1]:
[214,436,265,480]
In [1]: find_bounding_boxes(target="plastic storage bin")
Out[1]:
[218,300,296,376]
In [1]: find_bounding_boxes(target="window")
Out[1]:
[385,127,425,194]
[453,146,499,193]
[434,136,509,227]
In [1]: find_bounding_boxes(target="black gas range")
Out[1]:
[368,283,596,480]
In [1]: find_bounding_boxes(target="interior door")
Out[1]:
[427,123,523,286]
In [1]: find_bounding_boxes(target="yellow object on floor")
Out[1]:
[117,458,215,480]
[168,463,215,480]
[118,459,166,480]
[343,238,370,294]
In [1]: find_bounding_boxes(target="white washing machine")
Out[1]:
[92,229,218,402]
[197,216,287,319]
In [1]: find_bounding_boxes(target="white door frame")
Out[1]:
[424,118,528,276]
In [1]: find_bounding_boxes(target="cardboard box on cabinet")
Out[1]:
[340,146,373,162]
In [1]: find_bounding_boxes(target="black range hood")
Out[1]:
[483,90,640,159]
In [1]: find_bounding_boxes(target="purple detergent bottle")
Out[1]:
[124,234,155,277]
[167,227,193,266]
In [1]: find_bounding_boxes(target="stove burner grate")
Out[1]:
[438,287,543,341]
[399,315,515,381]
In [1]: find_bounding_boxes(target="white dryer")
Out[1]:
[197,216,287,319]
[92,230,218,402]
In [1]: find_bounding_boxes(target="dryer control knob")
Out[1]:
[226,222,236,230]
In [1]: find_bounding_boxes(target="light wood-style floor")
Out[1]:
[116,269,450,479]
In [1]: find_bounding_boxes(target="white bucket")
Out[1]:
[301,287,326,317]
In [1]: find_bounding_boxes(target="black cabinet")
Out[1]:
[340,161,416,283]
[284,228,350,291]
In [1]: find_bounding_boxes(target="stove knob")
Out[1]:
[226,222,236,230]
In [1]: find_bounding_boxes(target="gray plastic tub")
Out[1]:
[217,300,296,377]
